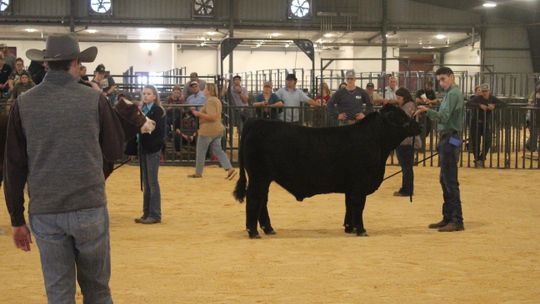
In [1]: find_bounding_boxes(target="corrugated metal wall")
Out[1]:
[237,0,288,22]
[388,0,479,26]
[14,0,69,16]
[484,26,532,73]
[113,0,192,19]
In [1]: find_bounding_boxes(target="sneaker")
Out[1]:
[428,219,449,229]
[438,222,465,232]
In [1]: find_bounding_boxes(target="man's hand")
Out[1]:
[12,225,32,252]
[488,104,495,111]
[355,112,365,120]
[140,117,156,134]
[414,106,429,117]
[480,104,488,111]
[337,113,347,120]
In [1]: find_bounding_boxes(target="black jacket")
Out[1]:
[126,105,165,155]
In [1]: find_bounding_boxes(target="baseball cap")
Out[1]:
[189,81,199,86]
[95,64,106,73]
[286,74,297,81]
[345,70,355,78]
[366,82,375,88]
[480,83,490,91]
[263,81,273,88]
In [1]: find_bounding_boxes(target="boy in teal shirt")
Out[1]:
[416,67,465,232]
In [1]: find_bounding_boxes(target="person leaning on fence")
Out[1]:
[126,85,166,225]
[183,72,207,99]
[383,75,398,105]
[366,82,383,106]
[253,81,283,120]
[187,83,236,179]
[9,70,34,102]
[165,85,187,152]
[223,75,249,135]
[7,57,26,91]
[415,67,465,232]
[467,83,502,168]
[275,73,317,123]
[393,88,422,197]
[525,82,540,153]
[79,65,89,81]
[186,81,207,106]
[0,53,12,94]
[415,80,438,106]
[327,70,373,126]
[3,34,126,303]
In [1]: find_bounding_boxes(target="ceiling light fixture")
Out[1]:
[206,31,218,36]
[323,32,336,38]
[435,34,446,40]
[86,29,98,34]
[270,32,282,37]
[483,2,497,8]
[25,28,37,33]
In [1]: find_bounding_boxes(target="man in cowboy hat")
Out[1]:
[3,34,150,303]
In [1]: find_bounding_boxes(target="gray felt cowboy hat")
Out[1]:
[26,34,97,62]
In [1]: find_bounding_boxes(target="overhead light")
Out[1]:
[435,34,446,40]
[323,32,336,38]
[86,29,98,34]
[25,28,38,33]
[422,46,435,49]
[284,43,290,48]
[270,32,282,37]
[206,31,218,36]
[483,2,497,8]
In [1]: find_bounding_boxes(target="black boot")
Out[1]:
[428,219,449,229]
[438,222,465,232]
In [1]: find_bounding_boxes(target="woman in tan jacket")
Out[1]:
[188,83,236,179]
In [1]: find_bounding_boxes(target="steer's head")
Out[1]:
[378,104,421,148]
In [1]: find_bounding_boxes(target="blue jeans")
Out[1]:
[396,145,414,195]
[30,206,112,304]
[195,135,233,175]
[438,134,464,224]
[142,151,161,220]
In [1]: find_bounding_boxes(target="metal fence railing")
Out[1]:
[159,103,539,170]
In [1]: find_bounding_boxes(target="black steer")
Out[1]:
[233,104,421,238]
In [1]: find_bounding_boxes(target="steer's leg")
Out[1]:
[246,179,271,239]
[350,194,368,236]
[343,193,354,234]
[259,190,276,234]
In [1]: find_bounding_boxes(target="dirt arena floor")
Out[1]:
[1,165,539,303]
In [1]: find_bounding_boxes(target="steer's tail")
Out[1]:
[233,121,249,203]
